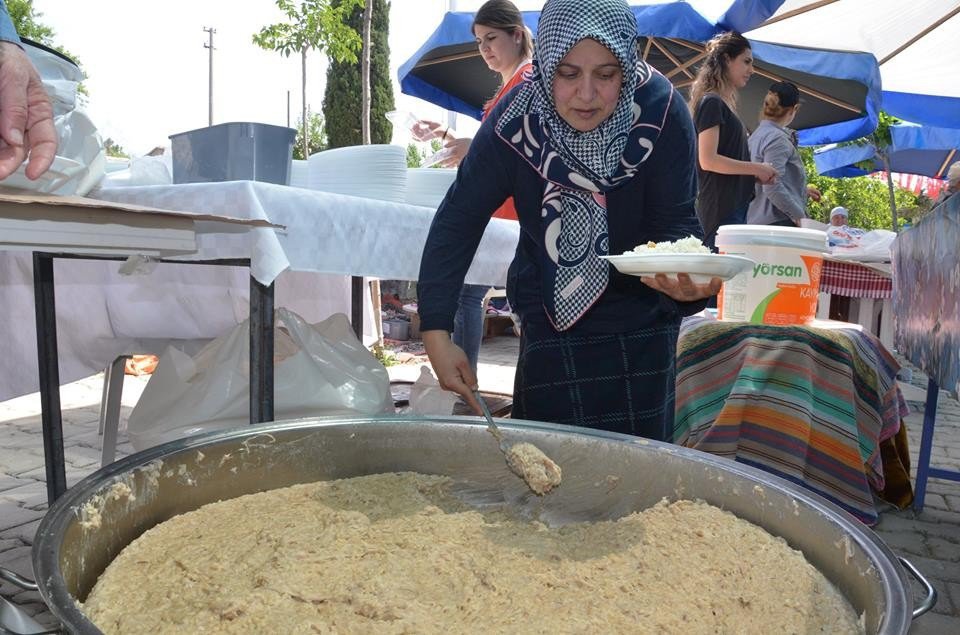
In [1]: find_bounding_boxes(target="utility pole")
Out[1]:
[203,27,216,126]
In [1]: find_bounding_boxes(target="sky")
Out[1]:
[32,1,737,156]
[28,0,500,156]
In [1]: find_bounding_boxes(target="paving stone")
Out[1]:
[0,481,46,508]
[0,537,22,552]
[0,475,33,493]
[926,535,960,563]
[6,520,41,544]
[0,544,32,577]
[919,577,957,616]
[0,452,44,475]
[874,527,930,559]
[903,555,960,584]
[0,505,43,532]
[62,444,103,468]
[908,610,960,634]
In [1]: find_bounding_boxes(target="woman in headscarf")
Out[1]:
[416,0,718,441]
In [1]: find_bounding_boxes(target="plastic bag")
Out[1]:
[409,366,457,415]
[0,40,105,195]
[126,308,394,451]
[828,227,896,260]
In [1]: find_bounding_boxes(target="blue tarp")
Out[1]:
[813,123,960,179]
[397,1,879,145]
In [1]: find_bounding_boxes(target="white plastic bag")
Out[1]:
[0,40,105,195]
[828,227,895,260]
[409,366,457,415]
[127,309,394,450]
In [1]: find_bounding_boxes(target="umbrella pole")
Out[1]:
[882,155,899,233]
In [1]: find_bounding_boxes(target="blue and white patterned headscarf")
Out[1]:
[495,0,674,331]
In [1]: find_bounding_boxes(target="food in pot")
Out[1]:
[504,441,562,494]
[81,472,863,634]
[627,235,711,254]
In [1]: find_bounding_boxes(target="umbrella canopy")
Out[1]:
[813,123,960,179]
[397,1,880,145]
[744,0,960,128]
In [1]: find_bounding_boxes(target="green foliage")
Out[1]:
[800,147,920,231]
[252,0,363,64]
[323,0,395,148]
[405,142,423,168]
[7,0,86,96]
[293,111,328,159]
[102,138,128,158]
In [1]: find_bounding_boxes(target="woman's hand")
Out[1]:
[640,273,722,302]
[421,330,482,414]
[806,184,822,201]
[411,119,445,142]
[438,137,472,167]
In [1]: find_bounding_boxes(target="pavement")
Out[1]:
[1,333,958,633]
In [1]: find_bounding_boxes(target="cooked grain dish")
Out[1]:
[82,472,862,634]
[628,235,710,254]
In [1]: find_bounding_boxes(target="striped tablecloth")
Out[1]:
[674,316,910,525]
[820,259,892,298]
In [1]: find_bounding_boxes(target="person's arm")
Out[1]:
[0,1,57,180]
[757,134,806,222]
[417,115,514,412]
[640,98,719,309]
[698,125,776,184]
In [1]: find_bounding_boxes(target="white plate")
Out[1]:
[600,253,755,283]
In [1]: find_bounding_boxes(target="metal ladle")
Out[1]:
[474,390,561,495]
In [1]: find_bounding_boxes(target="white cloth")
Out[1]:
[91,181,519,286]
[0,182,519,401]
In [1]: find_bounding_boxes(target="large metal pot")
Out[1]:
[24,416,936,633]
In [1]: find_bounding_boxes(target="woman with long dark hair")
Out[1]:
[689,32,776,249]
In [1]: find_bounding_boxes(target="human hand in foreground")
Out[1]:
[437,137,471,167]
[412,119,448,143]
[755,162,777,185]
[422,329,482,414]
[640,273,722,303]
[806,184,822,201]
[0,41,57,180]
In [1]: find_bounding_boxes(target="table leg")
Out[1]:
[879,298,895,351]
[250,276,275,424]
[912,378,960,514]
[816,292,831,320]
[33,253,67,504]
[351,276,364,340]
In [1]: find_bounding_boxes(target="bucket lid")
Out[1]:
[716,224,827,251]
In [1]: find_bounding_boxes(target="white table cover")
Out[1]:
[0,182,519,401]
[93,181,520,286]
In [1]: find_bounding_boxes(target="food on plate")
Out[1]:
[626,235,711,255]
[82,472,862,634]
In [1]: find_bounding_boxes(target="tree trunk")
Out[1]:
[361,0,373,145]
[882,154,899,233]
[301,46,309,159]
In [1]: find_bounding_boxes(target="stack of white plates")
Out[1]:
[404,168,457,209]
[307,144,407,203]
[289,159,310,189]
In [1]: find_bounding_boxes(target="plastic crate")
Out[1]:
[169,122,297,185]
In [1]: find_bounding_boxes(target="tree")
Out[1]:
[799,147,920,231]
[360,0,373,145]
[7,0,86,95]
[323,0,395,148]
[293,111,328,159]
[253,0,363,159]
[102,138,128,158]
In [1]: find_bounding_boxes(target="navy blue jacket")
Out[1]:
[417,84,707,335]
